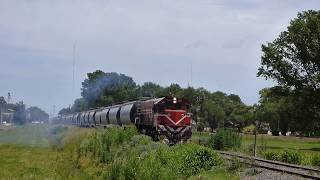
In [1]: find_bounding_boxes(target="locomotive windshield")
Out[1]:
[154,97,190,113]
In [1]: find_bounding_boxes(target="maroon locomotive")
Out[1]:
[57,97,192,144]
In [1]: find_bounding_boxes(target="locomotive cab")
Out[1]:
[154,97,191,126]
[153,97,192,144]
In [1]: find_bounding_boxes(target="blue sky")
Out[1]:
[0,0,319,115]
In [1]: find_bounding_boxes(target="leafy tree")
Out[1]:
[202,101,225,132]
[229,104,254,132]
[211,91,235,117]
[59,107,72,115]
[81,70,138,108]
[27,106,49,123]
[258,10,320,91]
[228,94,242,104]
[256,88,283,135]
[62,70,252,132]
[258,10,320,135]
[164,83,183,97]
[181,87,200,122]
[255,87,298,135]
[12,101,26,124]
[140,82,164,97]
[0,96,6,105]
[71,98,88,112]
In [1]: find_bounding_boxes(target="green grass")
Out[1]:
[193,131,320,154]
[242,134,320,166]
[189,168,239,180]
[0,125,51,147]
[0,124,91,179]
[0,145,89,179]
[242,134,320,153]
[194,131,320,167]
[0,125,251,179]
[74,127,236,179]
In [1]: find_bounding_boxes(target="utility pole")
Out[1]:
[7,92,11,104]
[254,129,257,157]
[190,61,193,87]
[53,105,55,117]
[0,103,2,124]
[72,42,76,103]
[253,120,258,157]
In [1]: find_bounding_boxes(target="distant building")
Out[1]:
[1,112,13,124]
[0,108,14,124]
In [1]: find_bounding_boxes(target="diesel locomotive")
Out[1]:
[54,97,192,144]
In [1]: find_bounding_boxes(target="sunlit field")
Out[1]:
[242,134,320,154]
[242,134,320,165]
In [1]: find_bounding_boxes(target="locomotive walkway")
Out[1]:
[218,151,320,179]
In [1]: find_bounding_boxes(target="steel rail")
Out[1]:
[218,151,320,179]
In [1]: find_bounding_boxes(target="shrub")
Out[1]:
[192,136,210,146]
[144,143,223,178]
[263,151,280,161]
[311,154,320,167]
[123,157,139,180]
[101,143,223,179]
[79,127,138,163]
[209,129,242,150]
[271,130,280,136]
[279,150,302,165]
[242,125,255,135]
[103,160,123,180]
[264,150,302,165]
[211,131,224,150]
[75,127,224,179]
[197,122,205,132]
[228,157,242,172]
[48,126,68,148]
[181,147,221,176]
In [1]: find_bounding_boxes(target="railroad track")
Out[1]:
[218,151,320,179]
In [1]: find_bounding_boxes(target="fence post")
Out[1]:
[254,129,257,157]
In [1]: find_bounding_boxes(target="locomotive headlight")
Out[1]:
[173,97,177,104]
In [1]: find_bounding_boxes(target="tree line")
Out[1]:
[60,10,320,136]
[0,96,49,124]
[256,10,320,136]
[59,70,255,133]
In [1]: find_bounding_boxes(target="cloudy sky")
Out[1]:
[0,0,318,114]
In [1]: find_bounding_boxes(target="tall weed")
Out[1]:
[209,129,242,150]
[263,150,302,165]
[311,154,320,167]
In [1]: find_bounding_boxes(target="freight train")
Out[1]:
[53,97,192,144]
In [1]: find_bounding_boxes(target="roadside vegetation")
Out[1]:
[0,125,240,179]
[0,124,92,179]
[193,131,320,167]
[69,126,234,179]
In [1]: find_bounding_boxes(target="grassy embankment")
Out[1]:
[242,134,320,165]
[1,125,318,179]
[192,131,320,166]
[0,125,238,179]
